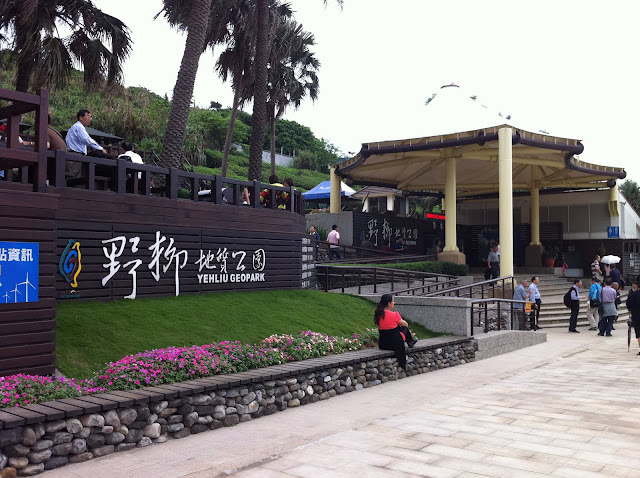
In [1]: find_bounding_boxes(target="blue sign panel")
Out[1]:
[607,227,620,238]
[0,242,39,304]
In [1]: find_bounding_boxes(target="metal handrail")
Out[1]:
[470,297,527,333]
[316,264,460,295]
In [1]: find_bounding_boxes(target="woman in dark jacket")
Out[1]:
[626,281,640,354]
[374,294,417,370]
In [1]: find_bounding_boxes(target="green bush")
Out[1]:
[204,149,223,169]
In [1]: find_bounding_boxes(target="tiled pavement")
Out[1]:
[45,329,640,478]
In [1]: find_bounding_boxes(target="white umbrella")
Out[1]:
[601,255,621,264]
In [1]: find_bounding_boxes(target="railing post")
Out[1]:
[374,268,377,294]
[168,167,179,199]
[117,159,127,194]
[484,302,489,333]
[358,269,362,295]
[252,181,261,208]
[325,267,329,292]
[341,269,345,293]
[88,161,96,191]
[391,269,394,292]
[192,177,199,201]
[214,175,223,204]
[54,150,66,188]
[144,171,151,196]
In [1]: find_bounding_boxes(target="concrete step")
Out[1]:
[474,330,547,360]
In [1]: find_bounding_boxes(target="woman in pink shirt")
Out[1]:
[374,294,417,370]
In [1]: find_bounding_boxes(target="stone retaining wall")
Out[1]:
[0,341,476,476]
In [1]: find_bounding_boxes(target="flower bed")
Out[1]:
[0,329,380,409]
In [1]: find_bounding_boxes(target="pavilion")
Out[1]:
[330,84,626,278]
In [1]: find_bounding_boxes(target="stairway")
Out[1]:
[473,274,630,329]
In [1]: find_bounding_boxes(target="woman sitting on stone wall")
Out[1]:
[374,294,418,370]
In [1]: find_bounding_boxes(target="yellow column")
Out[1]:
[329,166,341,213]
[386,194,394,212]
[443,157,459,252]
[498,127,513,278]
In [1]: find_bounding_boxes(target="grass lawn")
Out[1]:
[56,290,441,379]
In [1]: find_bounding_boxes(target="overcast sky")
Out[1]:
[95,0,640,183]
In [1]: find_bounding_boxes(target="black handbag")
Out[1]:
[590,298,601,308]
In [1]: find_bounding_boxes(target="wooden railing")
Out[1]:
[0,147,304,215]
[0,88,49,192]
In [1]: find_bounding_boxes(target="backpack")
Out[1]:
[563,287,573,308]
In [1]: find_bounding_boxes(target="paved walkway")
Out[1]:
[46,329,640,478]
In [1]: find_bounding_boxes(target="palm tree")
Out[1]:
[246,0,270,182]
[158,0,216,169]
[266,19,319,175]
[0,0,131,92]
[216,0,292,178]
[247,0,341,180]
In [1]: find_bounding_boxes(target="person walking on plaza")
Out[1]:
[327,224,341,260]
[487,243,500,279]
[591,255,603,282]
[626,281,640,354]
[586,277,602,331]
[513,279,531,330]
[374,294,417,370]
[66,109,108,157]
[528,276,542,330]
[610,265,621,288]
[598,279,618,337]
[568,279,584,333]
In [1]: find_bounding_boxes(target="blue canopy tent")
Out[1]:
[302,181,356,200]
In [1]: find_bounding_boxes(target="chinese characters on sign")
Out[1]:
[367,218,420,247]
[100,231,267,300]
[0,242,39,304]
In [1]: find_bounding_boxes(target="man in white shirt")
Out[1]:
[327,224,341,260]
[528,276,542,331]
[66,109,108,157]
[118,141,144,180]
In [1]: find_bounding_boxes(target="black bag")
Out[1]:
[484,267,492,280]
[620,278,625,290]
[590,298,601,308]
[563,288,573,308]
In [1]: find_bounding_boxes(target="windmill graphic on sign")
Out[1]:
[18,272,37,303]
[10,284,21,303]
[2,291,8,303]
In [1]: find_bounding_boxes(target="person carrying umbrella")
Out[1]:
[626,281,640,354]
[600,254,621,280]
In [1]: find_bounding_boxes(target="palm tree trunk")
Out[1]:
[247,0,269,181]
[160,0,212,169]
[269,104,277,176]
[15,60,34,93]
[14,22,33,93]
[221,76,243,178]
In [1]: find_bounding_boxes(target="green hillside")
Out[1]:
[0,50,335,186]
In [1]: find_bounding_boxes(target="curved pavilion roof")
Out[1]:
[337,85,626,196]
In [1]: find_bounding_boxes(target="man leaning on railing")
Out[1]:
[513,279,531,331]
